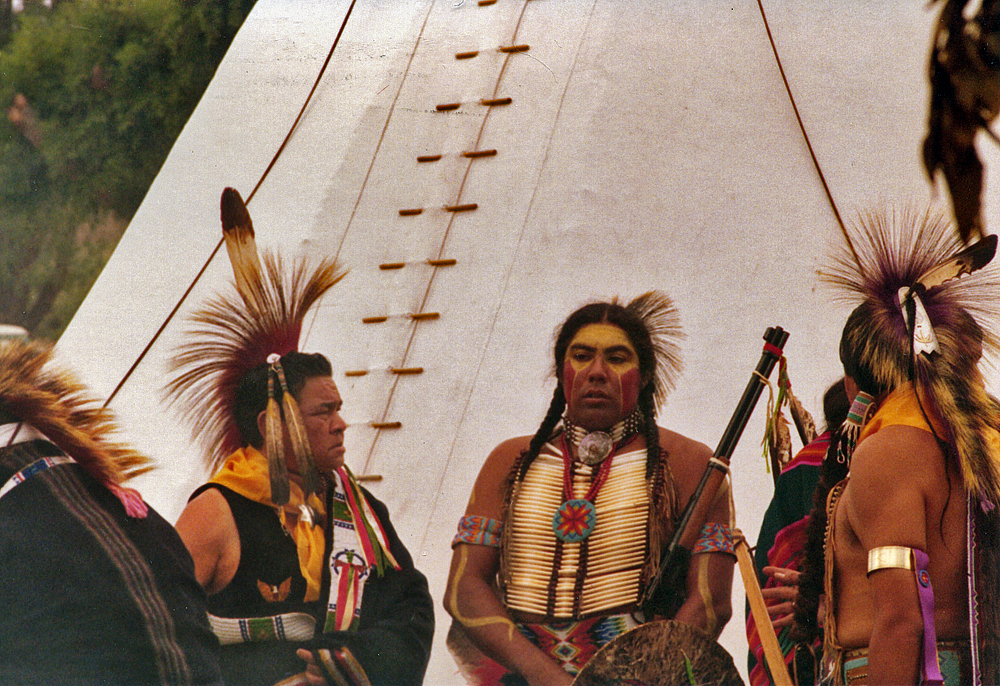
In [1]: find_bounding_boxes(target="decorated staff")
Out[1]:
[168,188,435,686]
[445,293,737,686]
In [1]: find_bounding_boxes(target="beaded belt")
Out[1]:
[209,612,316,645]
[843,640,970,686]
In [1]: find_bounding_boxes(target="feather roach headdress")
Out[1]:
[821,205,1000,503]
[0,340,151,485]
[620,291,685,412]
[164,188,345,505]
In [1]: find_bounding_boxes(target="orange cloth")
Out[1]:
[857,383,945,444]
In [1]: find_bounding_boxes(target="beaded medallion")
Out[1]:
[552,498,597,542]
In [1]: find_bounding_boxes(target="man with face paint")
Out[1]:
[444,293,736,686]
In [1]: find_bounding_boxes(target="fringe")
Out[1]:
[822,479,849,685]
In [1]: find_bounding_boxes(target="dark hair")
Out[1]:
[839,302,902,397]
[792,379,852,644]
[821,377,851,433]
[233,351,333,448]
[520,301,660,480]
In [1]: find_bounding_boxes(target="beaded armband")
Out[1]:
[452,515,503,548]
[692,522,735,556]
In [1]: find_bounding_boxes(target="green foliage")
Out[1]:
[0,0,255,340]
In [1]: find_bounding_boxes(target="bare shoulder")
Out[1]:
[657,426,713,461]
[844,425,943,551]
[175,487,236,548]
[175,486,240,593]
[465,435,534,519]
[658,425,712,474]
[850,424,943,489]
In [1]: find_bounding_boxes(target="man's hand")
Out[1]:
[296,649,328,686]
[760,566,800,630]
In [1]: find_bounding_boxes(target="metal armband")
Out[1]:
[866,545,913,575]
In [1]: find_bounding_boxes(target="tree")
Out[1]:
[0,0,256,340]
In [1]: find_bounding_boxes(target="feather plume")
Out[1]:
[264,371,289,505]
[164,251,345,472]
[220,187,264,309]
[0,340,150,484]
[821,205,1000,502]
[622,291,684,410]
[274,362,321,498]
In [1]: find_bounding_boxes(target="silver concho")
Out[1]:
[578,431,613,465]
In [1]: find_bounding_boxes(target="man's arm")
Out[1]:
[663,431,735,638]
[443,439,575,686]
[174,487,240,595]
[671,480,735,638]
[846,427,932,686]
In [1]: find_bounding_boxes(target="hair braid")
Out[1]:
[519,386,567,481]
[792,428,849,643]
[640,384,660,479]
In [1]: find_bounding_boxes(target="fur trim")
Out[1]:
[0,340,150,483]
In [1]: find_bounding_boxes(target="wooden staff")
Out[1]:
[735,530,794,686]
[641,325,789,617]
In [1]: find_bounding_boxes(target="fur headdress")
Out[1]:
[0,340,150,485]
[164,188,344,504]
[821,205,1000,503]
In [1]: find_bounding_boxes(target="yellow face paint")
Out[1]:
[562,323,641,430]
[565,323,639,376]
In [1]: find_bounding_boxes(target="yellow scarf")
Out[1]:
[211,447,327,601]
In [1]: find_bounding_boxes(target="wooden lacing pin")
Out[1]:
[455,51,479,60]
[398,208,423,216]
[371,421,402,430]
[478,0,497,5]
[499,44,529,53]
[436,102,461,112]
[411,312,440,321]
[379,262,405,270]
[462,149,497,158]
[445,203,478,212]
[356,474,383,483]
[417,154,442,163]
[362,316,388,324]
[391,367,424,375]
[344,370,369,377]
[427,258,457,267]
[481,97,512,107]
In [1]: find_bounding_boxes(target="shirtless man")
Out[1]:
[444,293,735,686]
[818,207,1000,685]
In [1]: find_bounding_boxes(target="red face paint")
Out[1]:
[561,324,641,431]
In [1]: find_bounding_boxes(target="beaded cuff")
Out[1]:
[692,522,735,556]
[452,515,503,548]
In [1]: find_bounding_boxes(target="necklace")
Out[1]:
[562,410,643,465]
[550,433,617,543]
